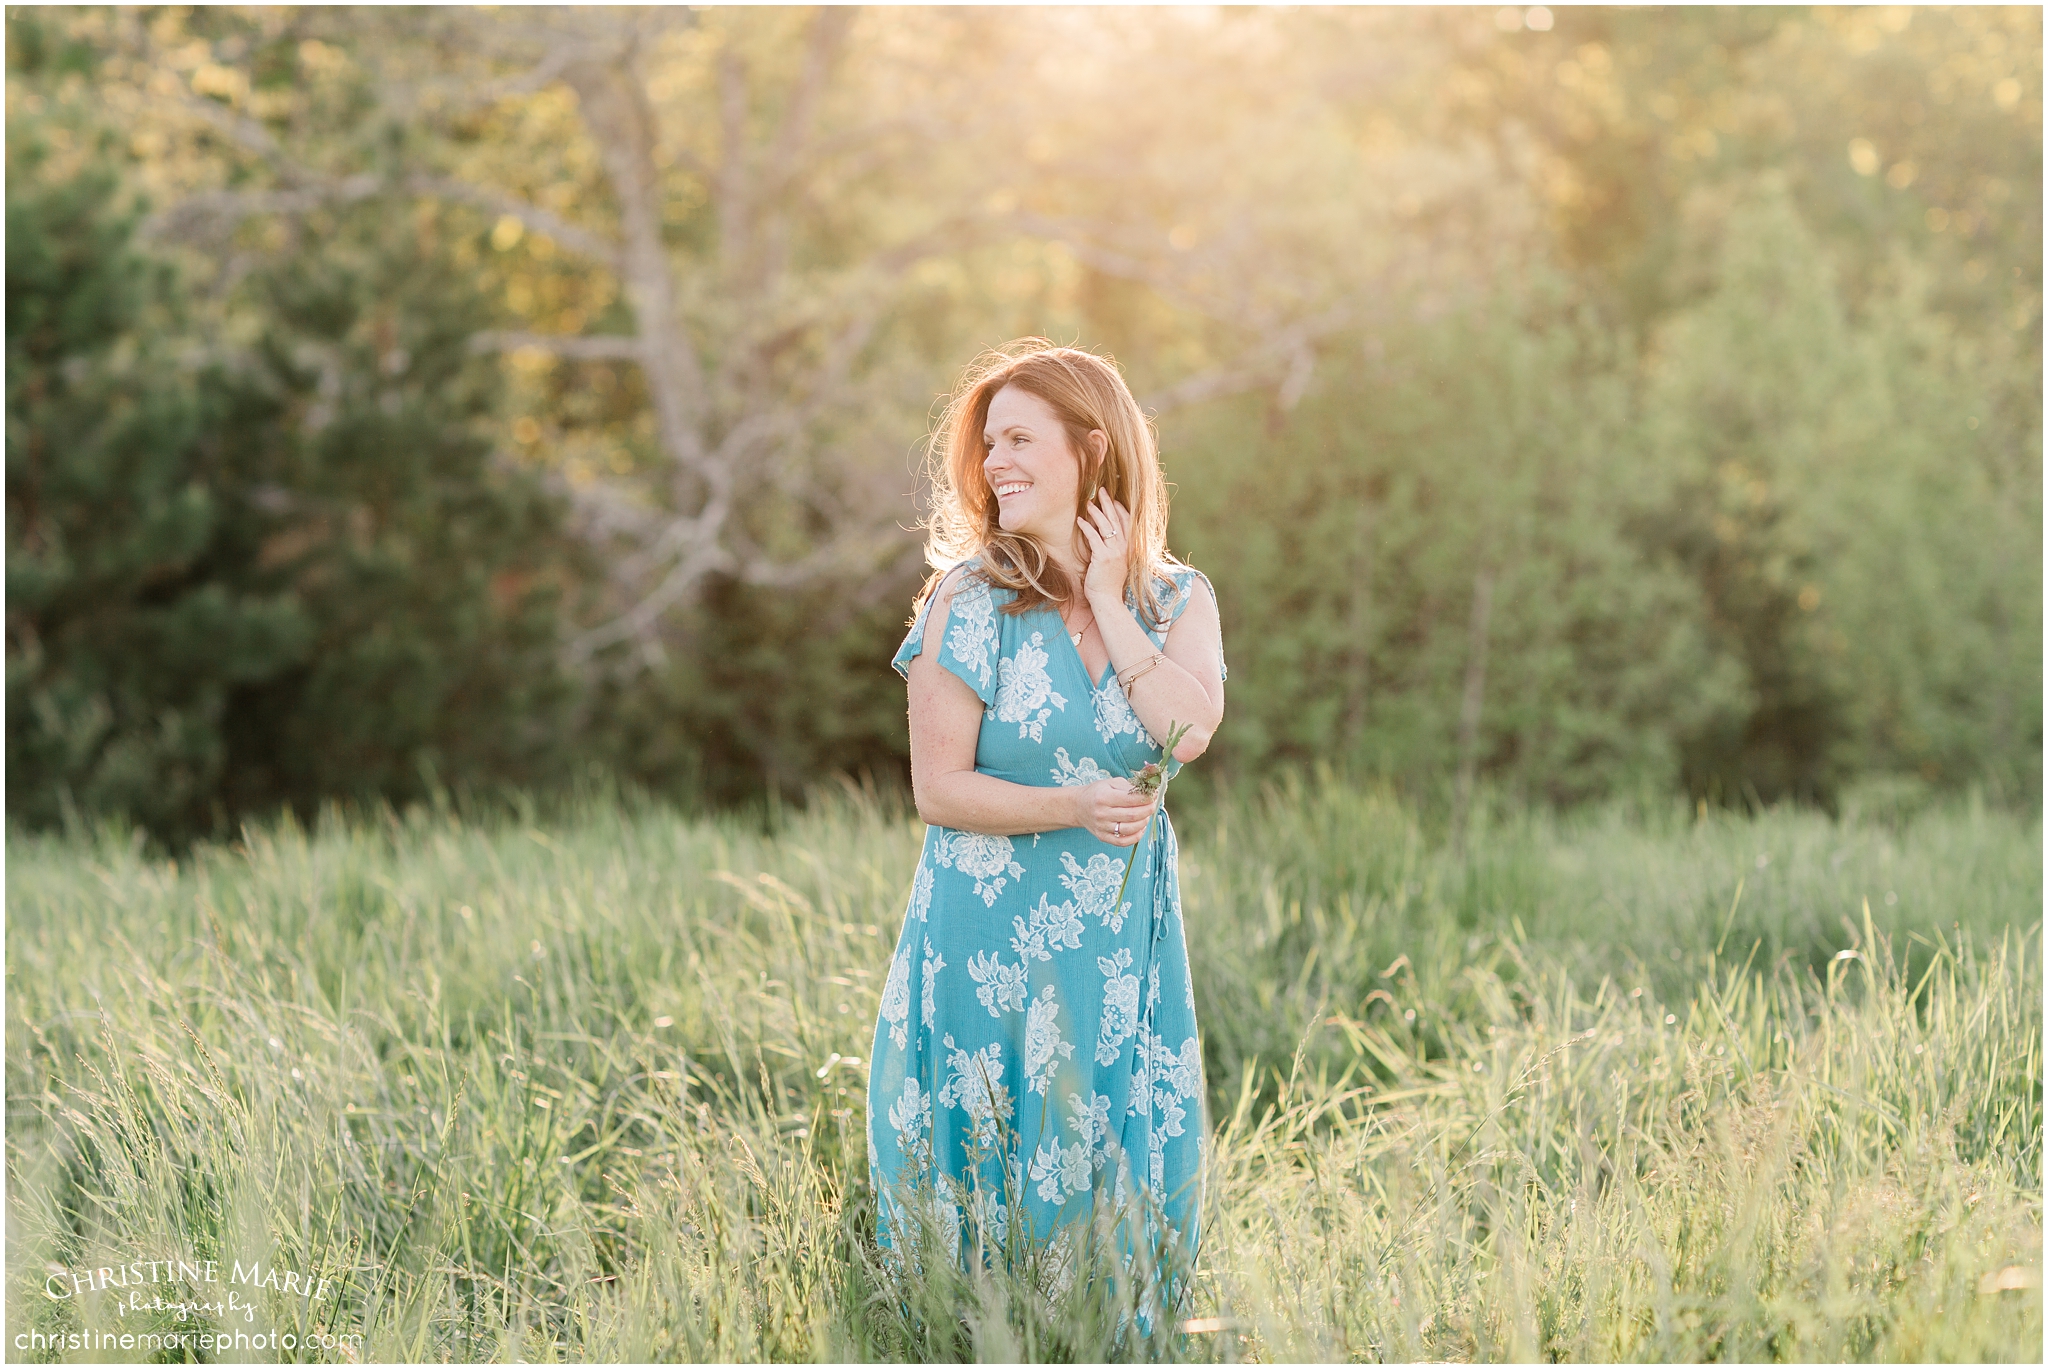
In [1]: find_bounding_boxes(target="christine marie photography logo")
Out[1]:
[18,1253,362,1358]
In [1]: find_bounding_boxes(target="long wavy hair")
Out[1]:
[916,338,1181,628]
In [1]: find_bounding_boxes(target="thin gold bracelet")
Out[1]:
[1117,652,1167,691]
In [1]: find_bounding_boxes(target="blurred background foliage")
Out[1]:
[6,5,2039,839]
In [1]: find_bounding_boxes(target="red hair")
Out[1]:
[917,338,1180,627]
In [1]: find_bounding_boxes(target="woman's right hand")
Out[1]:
[1073,777,1159,847]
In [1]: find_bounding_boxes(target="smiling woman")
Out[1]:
[867,339,1226,1323]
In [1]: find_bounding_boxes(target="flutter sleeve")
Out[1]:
[890,562,1003,705]
[1159,566,1227,682]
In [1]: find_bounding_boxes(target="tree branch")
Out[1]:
[1138,306,1357,417]
[715,44,752,287]
[1004,210,1259,327]
[469,331,645,362]
[400,174,624,272]
[384,41,585,122]
[752,7,855,290]
[127,37,632,276]
[139,179,382,245]
[566,531,735,662]
[561,55,711,476]
[733,522,905,590]
[170,87,295,168]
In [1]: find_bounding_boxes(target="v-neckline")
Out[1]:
[1049,603,1116,692]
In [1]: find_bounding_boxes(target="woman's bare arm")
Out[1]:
[1090,573,1225,764]
[1076,492,1226,764]
[908,572,1158,845]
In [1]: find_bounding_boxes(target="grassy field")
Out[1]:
[6,779,2040,1362]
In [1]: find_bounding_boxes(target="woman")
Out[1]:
[866,338,1227,1307]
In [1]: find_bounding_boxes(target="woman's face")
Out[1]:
[983,384,1085,545]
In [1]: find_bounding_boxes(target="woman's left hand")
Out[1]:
[1077,487,1133,604]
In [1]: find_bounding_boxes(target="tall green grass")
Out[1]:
[6,781,2039,1361]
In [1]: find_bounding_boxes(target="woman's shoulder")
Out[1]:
[897,553,1009,693]
[924,554,1008,616]
[1149,557,1227,681]
[1149,558,1218,624]
[894,553,1013,686]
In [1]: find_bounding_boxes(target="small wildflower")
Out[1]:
[1114,721,1194,910]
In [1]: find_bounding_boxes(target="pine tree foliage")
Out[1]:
[7,114,582,838]
[7,137,309,832]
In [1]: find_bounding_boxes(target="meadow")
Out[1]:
[5,779,2040,1362]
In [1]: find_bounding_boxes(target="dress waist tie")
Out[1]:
[1125,809,1176,1108]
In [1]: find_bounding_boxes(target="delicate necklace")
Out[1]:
[1062,604,1094,648]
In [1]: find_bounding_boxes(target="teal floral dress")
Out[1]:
[867,555,1223,1296]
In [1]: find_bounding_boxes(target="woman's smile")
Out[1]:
[983,384,1082,544]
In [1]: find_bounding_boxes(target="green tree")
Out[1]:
[6,109,582,837]
[1635,181,2040,803]
[6,132,309,832]
[9,7,2036,821]
[210,198,585,821]
[1168,274,1735,807]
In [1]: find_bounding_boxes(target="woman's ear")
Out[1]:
[1087,430,1110,488]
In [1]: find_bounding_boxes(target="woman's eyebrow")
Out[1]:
[983,422,1032,440]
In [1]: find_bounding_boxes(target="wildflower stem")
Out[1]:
[1114,721,1193,913]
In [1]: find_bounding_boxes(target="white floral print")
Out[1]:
[1153,1032,1202,1102]
[884,1180,961,1266]
[937,830,1024,906]
[1071,1089,1113,1152]
[922,938,946,1028]
[888,1076,932,1166]
[1028,1133,1092,1205]
[965,1183,1009,1252]
[1024,984,1075,1095]
[1092,678,1143,746]
[1050,747,1111,786]
[966,949,1030,1017]
[944,575,999,692]
[938,1034,1014,1147]
[995,631,1067,742]
[1010,892,1086,962]
[1060,851,1130,932]
[880,948,912,1050]
[907,861,934,923]
[1027,1091,1114,1203]
[1096,946,1141,1065]
[1137,1025,1203,1190]
[1042,1228,1081,1301]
